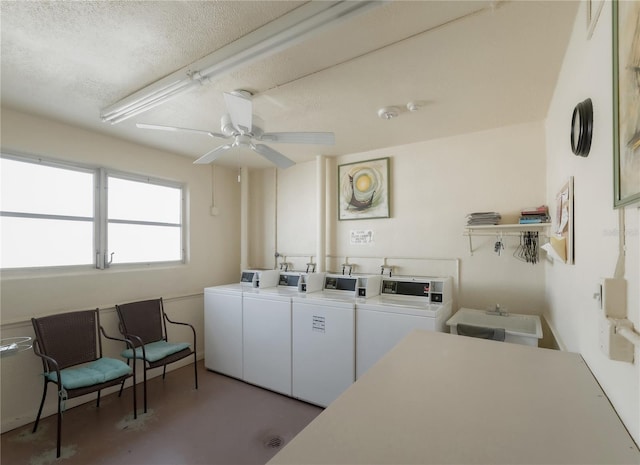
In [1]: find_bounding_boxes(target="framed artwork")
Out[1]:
[338,157,390,220]
[613,0,640,208]
[553,177,574,265]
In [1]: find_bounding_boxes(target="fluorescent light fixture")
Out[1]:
[101,0,386,125]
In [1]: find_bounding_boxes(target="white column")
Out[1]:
[316,155,326,272]
[240,166,249,270]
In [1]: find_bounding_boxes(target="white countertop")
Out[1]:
[269,330,640,465]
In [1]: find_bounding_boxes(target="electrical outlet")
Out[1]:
[599,315,634,363]
[600,278,627,318]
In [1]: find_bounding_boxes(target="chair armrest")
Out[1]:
[32,339,62,386]
[119,332,147,360]
[163,313,196,343]
[100,326,135,350]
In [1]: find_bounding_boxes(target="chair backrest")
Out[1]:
[116,298,165,346]
[31,309,101,370]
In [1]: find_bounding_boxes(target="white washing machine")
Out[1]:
[291,273,381,407]
[203,270,278,379]
[241,271,317,396]
[355,276,453,379]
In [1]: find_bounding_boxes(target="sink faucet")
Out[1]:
[486,304,509,316]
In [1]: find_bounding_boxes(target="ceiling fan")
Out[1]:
[136,91,335,169]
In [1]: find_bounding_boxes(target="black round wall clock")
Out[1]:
[571,98,593,157]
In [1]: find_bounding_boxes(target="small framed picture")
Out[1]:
[338,157,390,220]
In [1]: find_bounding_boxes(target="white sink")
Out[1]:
[446,307,543,346]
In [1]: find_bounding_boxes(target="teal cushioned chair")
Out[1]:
[116,298,197,413]
[31,309,137,458]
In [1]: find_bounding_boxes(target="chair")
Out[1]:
[31,309,136,458]
[115,298,197,413]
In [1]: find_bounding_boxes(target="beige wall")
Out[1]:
[0,108,242,432]
[264,121,549,316]
[544,2,639,442]
[248,168,276,269]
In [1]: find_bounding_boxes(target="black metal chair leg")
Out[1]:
[132,376,137,419]
[143,367,148,413]
[56,392,62,458]
[32,379,48,433]
[119,359,131,397]
[162,364,167,380]
[96,390,101,408]
[193,352,198,389]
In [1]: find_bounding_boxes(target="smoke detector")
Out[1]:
[377,106,400,120]
[406,101,421,112]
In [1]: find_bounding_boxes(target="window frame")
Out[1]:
[101,169,186,269]
[0,152,186,271]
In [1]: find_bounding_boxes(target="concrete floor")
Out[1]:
[1,361,322,465]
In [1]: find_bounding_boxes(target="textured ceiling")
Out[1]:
[1,1,578,169]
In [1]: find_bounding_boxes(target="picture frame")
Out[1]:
[613,0,640,208]
[553,176,574,265]
[338,157,390,220]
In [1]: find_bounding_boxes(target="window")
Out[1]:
[0,156,95,268]
[107,175,183,265]
[0,153,185,270]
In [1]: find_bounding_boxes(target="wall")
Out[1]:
[248,168,276,269]
[544,2,640,443]
[0,108,241,432]
[332,122,548,314]
[256,120,550,322]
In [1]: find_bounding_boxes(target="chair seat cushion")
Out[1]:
[46,357,132,389]
[121,340,190,363]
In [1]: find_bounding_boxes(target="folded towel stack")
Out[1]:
[466,212,501,226]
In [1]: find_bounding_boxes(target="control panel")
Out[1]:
[381,276,452,303]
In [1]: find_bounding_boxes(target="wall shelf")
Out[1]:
[463,223,550,255]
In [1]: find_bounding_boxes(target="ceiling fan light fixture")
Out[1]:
[378,106,400,120]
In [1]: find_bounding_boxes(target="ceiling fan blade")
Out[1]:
[193,144,233,165]
[252,144,295,169]
[259,132,335,145]
[223,92,252,133]
[137,123,227,139]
